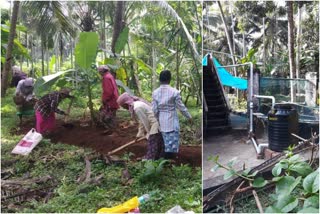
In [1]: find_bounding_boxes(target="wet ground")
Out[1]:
[13,118,201,167]
[203,130,265,189]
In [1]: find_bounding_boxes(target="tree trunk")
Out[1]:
[70,38,73,68]
[296,3,303,101]
[55,42,59,72]
[189,47,201,105]
[26,32,29,67]
[133,43,142,96]
[1,0,20,97]
[176,33,180,90]
[41,37,45,76]
[87,82,96,123]
[263,17,266,73]
[60,34,64,65]
[242,32,246,57]
[46,35,49,75]
[273,13,278,58]
[19,31,23,71]
[205,2,210,38]
[70,38,75,88]
[111,1,125,56]
[218,1,237,76]
[296,4,302,79]
[229,2,235,55]
[287,1,296,102]
[101,5,107,59]
[30,35,34,78]
[152,39,157,91]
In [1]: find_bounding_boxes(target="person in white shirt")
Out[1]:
[152,70,192,159]
[117,92,164,160]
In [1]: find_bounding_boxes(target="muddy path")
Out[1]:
[13,118,201,167]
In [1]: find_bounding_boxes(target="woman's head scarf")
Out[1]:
[117,92,150,118]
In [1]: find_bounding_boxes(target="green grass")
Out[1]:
[1,88,202,213]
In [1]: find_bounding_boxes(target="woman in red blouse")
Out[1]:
[98,65,120,128]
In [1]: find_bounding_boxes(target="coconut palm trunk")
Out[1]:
[296,3,302,79]
[176,34,180,90]
[287,1,296,102]
[217,1,236,75]
[111,1,125,56]
[1,1,20,97]
[41,36,45,76]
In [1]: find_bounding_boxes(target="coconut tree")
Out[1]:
[287,1,296,102]
[149,1,202,100]
[118,1,201,97]
[20,1,77,76]
[153,1,200,61]
[217,1,237,75]
[1,1,20,97]
[111,1,126,56]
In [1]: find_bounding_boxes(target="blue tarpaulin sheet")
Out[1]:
[202,54,208,66]
[213,58,247,90]
[203,54,247,90]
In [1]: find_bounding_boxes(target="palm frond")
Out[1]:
[51,1,77,37]
[152,1,200,62]
[21,1,76,38]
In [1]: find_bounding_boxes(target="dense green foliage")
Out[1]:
[1,1,202,104]
[210,147,319,213]
[204,1,319,77]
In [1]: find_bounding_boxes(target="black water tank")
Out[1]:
[299,121,319,141]
[268,104,298,152]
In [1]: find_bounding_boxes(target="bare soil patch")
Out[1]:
[13,119,201,167]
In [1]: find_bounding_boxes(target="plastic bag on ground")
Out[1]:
[11,128,43,155]
[166,205,195,214]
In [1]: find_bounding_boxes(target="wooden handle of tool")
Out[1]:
[64,98,74,123]
[108,137,146,156]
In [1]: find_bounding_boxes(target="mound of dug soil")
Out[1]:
[14,119,201,167]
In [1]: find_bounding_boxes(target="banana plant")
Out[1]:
[74,31,100,122]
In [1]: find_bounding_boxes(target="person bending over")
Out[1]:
[34,89,73,135]
[14,77,37,111]
[117,92,164,160]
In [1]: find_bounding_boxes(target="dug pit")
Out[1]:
[13,119,201,167]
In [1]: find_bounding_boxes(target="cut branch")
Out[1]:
[84,156,91,183]
[250,182,264,213]
[229,180,245,213]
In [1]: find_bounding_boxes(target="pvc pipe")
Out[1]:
[217,63,253,68]
[203,49,242,58]
[253,95,276,109]
[250,137,268,154]
[249,62,253,134]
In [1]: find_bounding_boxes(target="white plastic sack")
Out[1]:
[11,128,43,155]
[166,205,195,214]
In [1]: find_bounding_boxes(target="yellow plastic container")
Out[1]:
[97,196,139,213]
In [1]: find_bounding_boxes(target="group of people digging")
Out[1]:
[98,65,192,160]
[13,65,192,161]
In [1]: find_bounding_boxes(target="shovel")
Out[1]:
[107,137,146,156]
[103,137,146,165]
[62,98,75,129]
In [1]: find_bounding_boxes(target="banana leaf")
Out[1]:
[34,69,75,96]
